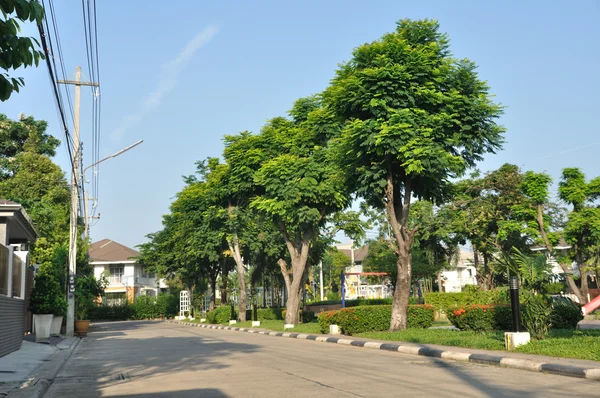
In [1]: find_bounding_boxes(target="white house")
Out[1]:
[336,243,477,295]
[89,239,167,305]
[440,249,478,293]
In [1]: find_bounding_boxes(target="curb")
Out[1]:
[6,337,81,398]
[166,320,600,382]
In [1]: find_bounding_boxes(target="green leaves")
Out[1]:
[1,0,46,101]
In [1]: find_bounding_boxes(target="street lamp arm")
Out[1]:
[83,140,143,174]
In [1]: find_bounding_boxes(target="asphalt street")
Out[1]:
[44,321,600,398]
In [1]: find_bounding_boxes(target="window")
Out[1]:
[0,245,8,296]
[12,254,23,298]
[104,293,127,306]
[109,265,124,284]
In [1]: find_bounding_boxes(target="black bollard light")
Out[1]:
[509,276,522,333]
[230,303,236,321]
[253,304,258,322]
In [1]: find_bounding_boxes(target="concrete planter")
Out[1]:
[252,321,260,327]
[33,314,54,343]
[51,315,63,336]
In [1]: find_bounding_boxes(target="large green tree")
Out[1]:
[559,168,600,303]
[325,19,504,330]
[0,0,45,101]
[251,97,351,324]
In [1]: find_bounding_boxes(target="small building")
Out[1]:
[0,200,38,357]
[89,239,167,305]
[440,250,478,293]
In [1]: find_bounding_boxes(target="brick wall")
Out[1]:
[0,295,25,357]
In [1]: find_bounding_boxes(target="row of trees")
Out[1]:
[139,19,507,329]
[358,163,600,304]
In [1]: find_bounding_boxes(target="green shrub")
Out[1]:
[326,290,340,301]
[155,293,178,318]
[550,297,583,329]
[29,272,65,315]
[89,304,135,321]
[448,305,496,332]
[545,282,565,295]
[131,295,159,319]
[317,305,434,335]
[207,306,233,324]
[522,295,552,340]
[318,310,338,333]
[425,289,507,315]
[257,308,284,320]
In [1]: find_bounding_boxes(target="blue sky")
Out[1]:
[3,0,600,249]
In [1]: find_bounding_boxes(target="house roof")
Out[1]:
[339,245,369,263]
[89,239,139,262]
[0,199,38,242]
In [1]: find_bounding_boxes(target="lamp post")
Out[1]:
[82,140,143,237]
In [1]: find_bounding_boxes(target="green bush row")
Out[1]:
[257,308,284,320]
[307,297,417,307]
[317,305,435,335]
[447,299,583,333]
[424,289,507,314]
[89,294,179,321]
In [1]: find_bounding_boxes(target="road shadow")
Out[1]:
[110,388,228,397]
[45,321,259,397]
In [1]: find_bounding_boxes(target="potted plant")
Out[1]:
[74,273,107,334]
[29,273,62,342]
[50,295,68,336]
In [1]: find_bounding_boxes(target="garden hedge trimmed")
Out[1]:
[317,305,435,335]
[447,300,583,332]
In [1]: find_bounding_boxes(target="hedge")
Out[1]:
[448,300,583,332]
[317,305,435,335]
[424,289,507,315]
[89,293,179,321]
[257,308,284,321]
[307,297,416,307]
[206,305,254,324]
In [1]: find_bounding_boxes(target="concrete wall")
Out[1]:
[0,295,25,357]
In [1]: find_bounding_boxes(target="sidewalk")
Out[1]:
[0,337,78,397]
[167,320,600,381]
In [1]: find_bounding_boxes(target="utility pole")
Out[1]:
[58,66,98,336]
[319,261,324,301]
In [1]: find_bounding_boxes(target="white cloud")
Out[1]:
[111,24,219,141]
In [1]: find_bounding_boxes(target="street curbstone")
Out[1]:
[396,345,421,356]
[363,342,381,349]
[440,351,471,362]
[165,321,600,381]
[336,339,354,345]
[500,357,542,372]
[584,368,600,381]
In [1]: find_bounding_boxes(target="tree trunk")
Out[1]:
[278,227,311,325]
[385,172,417,331]
[536,204,585,303]
[390,244,411,330]
[227,234,247,322]
[209,279,216,311]
[577,248,589,303]
[436,272,442,293]
[221,257,229,305]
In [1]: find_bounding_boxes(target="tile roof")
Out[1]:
[89,239,139,262]
[0,199,19,205]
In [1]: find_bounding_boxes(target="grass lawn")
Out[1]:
[514,329,600,361]
[358,329,505,350]
[357,328,600,361]
[214,319,322,334]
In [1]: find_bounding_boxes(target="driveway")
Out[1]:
[44,321,599,397]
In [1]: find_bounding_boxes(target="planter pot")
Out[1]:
[51,316,63,336]
[75,320,90,334]
[33,314,54,343]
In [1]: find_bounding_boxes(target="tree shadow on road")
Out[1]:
[45,321,259,397]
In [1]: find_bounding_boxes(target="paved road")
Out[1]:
[45,321,599,398]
